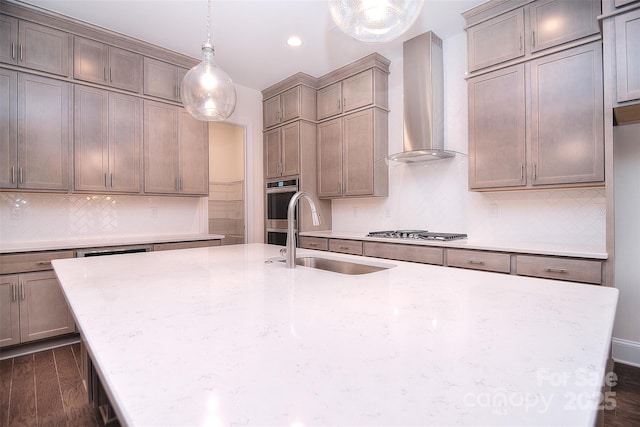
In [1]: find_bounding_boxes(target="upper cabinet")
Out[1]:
[465,0,600,73]
[1,70,70,191]
[0,16,69,76]
[143,100,208,196]
[263,84,316,129]
[74,36,142,93]
[264,122,301,179]
[143,57,188,102]
[317,68,388,121]
[615,8,640,103]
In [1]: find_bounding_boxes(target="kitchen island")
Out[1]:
[52,243,618,426]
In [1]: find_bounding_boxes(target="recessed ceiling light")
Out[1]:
[287,36,302,47]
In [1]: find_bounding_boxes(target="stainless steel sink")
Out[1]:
[281,256,393,275]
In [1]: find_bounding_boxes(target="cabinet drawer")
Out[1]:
[299,236,329,251]
[447,249,511,273]
[153,240,221,251]
[364,242,443,265]
[329,239,363,255]
[516,255,602,284]
[0,250,74,275]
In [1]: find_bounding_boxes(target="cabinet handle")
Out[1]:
[11,166,16,183]
[339,246,350,250]
[20,283,25,300]
[19,44,23,61]
[11,42,16,60]
[531,31,535,48]
[468,260,485,265]
[336,182,341,193]
[545,267,568,274]
[110,173,114,188]
[338,99,341,110]
[308,243,317,247]
[19,168,23,184]
[520,164,524,181]
[36,261,52,266]
[519,35,522,52]
[12,284,17,302]
[109,68,113,83]
[105,173,109,188]
[533,163,537,180]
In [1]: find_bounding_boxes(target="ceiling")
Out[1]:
[18,0,486,91]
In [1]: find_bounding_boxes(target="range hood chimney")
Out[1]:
[387,31,455,163]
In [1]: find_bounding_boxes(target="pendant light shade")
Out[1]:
[328,0,425,43]
[181,1,236,121]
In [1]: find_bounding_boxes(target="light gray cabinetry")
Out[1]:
[530,42,604,185]
[317,108,388,198]
[0,71,70,191]
[516,255,602,284]
[143,57,187,102]
[467,8,525,72]
[615,8,640,103]
[264,121,301,179]
[143,100,208,195]
[316,68,387,120]
[469,42,603,190]
[73,36,142,93]
[447,249,511,273]
[468,64,526,189]
[0,16,69,76]
[0,274,20,348]
[263,85,315,129]
[74,85,142,193]
[299,236,329,251]
[328,239,363,255]
[363,241,444,265]
[465,0,599,72]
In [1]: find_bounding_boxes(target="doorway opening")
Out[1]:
[208,122,246,245]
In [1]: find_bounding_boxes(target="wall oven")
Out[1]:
[265,178,298,246]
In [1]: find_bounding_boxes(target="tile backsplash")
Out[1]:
[0,193,204,243]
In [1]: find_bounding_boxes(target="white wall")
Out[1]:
[0,82,265,244]
[613,123,640,366]
[331,32,606,249]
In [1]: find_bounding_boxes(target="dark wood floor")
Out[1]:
[0,343,102,427]
[1,344,639,426]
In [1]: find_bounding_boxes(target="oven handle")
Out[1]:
[266,186,298,194]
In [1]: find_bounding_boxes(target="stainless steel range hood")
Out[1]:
[387,31,455,163]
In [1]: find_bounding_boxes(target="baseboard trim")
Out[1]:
[612,337,640,368]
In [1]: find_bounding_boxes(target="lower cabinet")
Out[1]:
[516,255,602,284]
[152,240,221,251]
[447,249,511,273]
[329,239,363,255]
[0,270,76,348]
[299,236,329,251]
[363,242,444,265]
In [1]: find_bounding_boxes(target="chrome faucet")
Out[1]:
[285,191,320,268]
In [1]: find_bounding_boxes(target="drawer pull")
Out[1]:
[545,267,568,274]
[12,284,17,302]
[339,246,350,250]
[20,283,25,300]
[36,261,52,266]
[468,260,485,265]
[308,243,318,247]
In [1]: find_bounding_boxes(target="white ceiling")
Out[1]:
[18,0,485,91]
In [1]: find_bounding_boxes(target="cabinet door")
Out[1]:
[467,8,525,72]
[0,275,20,348]
[0,69,17,189]
[317,118,343,197]
[74,85,109,192]
[73,36,108,85]
[280,122,300,177]
[317,82,342,120]
[144,57,179,101]
[19,271,75,343]
[263,95,282,128]
[343,109,374,196]
[108,46,141,93]
[529,0,600,54]
[17,73,70,190]
[178,108,208,195]
[342,69,373,113]
[280,86,300,122]
[530,42,604,186]
[109,92,142,193]
[18,20,69,76]
[616,9,640,103]
[144,100,179,193]
[0,15,18,65]
[264,128,282,179]
[468,64,526,189]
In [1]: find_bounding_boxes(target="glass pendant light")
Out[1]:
[328,0,425,43]
[181,0,236,121]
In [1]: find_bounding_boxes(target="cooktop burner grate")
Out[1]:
[367,230,468,241]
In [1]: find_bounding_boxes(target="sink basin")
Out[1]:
[281,256,393,275]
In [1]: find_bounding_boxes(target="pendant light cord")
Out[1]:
[206,0,211,44]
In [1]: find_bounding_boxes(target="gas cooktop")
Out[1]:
[367,230,468,241]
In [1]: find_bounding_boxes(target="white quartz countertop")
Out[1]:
[52,243,618,426]
[301,230,608,259]
[0,233,224,253]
